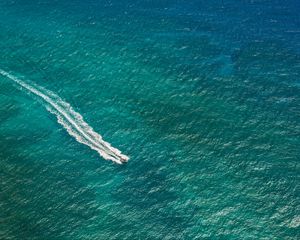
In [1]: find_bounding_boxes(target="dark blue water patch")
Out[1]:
[230,41,300,109]
[139,0,300,52]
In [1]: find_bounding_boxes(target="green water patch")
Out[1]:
[0,144,101,240]
[0,94,20,124]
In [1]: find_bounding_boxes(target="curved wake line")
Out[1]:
[0,69,129,164]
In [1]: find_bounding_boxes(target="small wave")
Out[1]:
[0,69,129,164]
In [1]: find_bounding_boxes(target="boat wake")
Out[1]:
[0,69,129,164]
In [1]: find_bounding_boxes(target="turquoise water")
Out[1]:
[0,1,299,239]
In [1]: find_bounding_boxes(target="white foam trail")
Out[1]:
[0,69,129,164]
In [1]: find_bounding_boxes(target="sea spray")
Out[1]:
[0,69,129,164]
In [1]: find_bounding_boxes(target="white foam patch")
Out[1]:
[0,69,129,164]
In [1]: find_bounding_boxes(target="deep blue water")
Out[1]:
[0,1,299,239]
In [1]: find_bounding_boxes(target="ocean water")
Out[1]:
[0,0,299,239]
